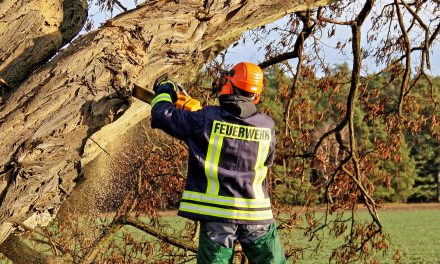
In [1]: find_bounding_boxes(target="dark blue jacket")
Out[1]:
[151,94,276,224]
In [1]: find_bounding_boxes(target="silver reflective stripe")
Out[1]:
[182,191,271,208]
[179,202,273,221]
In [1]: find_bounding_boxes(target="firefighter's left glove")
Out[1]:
[153,80,178,103]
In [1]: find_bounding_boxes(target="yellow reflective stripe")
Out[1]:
[253,140,271,199]
[151,93,172,108]
[182,191,271,208]
[205,120,272,197]
[179,202,273,221]
[211,120,271,142]
[205,134,223,195]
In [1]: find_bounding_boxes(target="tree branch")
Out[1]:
[80,220,123,264]
[259,11,316,69]
[113,0,128,12]
[259,51,299,69]
[429,23,440,46]
[10,220,68,257]
[318,16,353,25]
[400,0,430,68]
[355,0,375,26]
[125,216,198,253]
[395,0,412,117]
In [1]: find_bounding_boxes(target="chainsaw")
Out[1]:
[132,74,202,111]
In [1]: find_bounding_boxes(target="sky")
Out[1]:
[222,15,440,77]
[86,1,440,76]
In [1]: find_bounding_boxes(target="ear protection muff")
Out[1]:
[219,69,235,95]
[220,80,233,95]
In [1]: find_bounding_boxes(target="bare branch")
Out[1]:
[9,220,69,257]
[80,221,123,264]
[283,11,312,137]
[124,216,198,253]
[259,11,316,69]
[355,0,375,26]
[319,16,353,26]
[259,51,299,69]
[395,0,412,117]
[113,0,128,12]
[429,23,440,46]
[401,0,431,69]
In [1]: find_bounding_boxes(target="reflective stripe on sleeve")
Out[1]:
[182,191,271,208]
[179,202,273,221]
[151,93,172,108]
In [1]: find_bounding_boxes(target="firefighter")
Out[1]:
[151,62,286,263]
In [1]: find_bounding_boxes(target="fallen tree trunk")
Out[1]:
[0,0,88,97]
[0,234,72,264]
[0,0,334,249]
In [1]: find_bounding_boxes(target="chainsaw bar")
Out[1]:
[132,83,155,104]
[132,83,201,111]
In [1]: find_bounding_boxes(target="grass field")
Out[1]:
[127,205,440,263]
[281,206,440,264]
[1,205,439,263]
[377,208,440,264]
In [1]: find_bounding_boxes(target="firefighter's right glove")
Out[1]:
[153,80,178,103]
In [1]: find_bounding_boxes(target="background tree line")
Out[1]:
[256,64,439,205]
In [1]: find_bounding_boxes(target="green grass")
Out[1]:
[375,209,440,263]
[122,208,440,263]
[1,207,439,263]
[280,208,440,264]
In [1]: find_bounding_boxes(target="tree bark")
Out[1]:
[0,0,88,96]
[0,0,335,248]
[0,234,72,264]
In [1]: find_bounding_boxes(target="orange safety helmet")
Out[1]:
[221,62,264,104]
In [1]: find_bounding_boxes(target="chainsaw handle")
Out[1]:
[153,73,169,90]
[154,73,188,96]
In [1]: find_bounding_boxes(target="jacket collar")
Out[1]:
[219,94,257,118]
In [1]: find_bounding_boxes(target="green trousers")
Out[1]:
[196,223,286,264]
